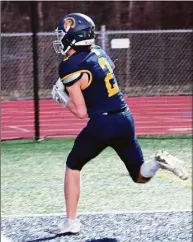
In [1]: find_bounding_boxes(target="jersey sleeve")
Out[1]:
[59,60,84,87]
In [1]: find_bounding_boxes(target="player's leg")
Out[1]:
[64,168,80,219]
[111,136,160,183]
[110,111,159,183]
[116,142,189,183]
[111,111,188,183]
[58,124,107,234]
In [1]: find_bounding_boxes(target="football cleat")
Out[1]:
[155,150,189,180]
[1,235,12,242]
[56,218,81,235]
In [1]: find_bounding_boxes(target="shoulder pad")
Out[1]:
[59,58,81,84]
[59,53,93,86]
[61,71,83,85]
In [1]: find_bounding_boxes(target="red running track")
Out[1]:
[1,96,192,140]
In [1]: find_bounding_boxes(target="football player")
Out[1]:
[52,13,188,235]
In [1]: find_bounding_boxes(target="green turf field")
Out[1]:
[1,138,192,216]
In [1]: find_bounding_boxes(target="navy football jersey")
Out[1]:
[59,45,127,118]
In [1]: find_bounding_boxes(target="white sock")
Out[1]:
[140,158,160,178]
[68,218,77,224]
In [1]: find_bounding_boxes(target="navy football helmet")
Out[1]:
[53,13,95,55]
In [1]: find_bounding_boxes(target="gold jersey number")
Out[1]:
[98,57,119,97]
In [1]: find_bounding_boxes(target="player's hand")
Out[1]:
[55,78,64,91]
[52,78,65,105]
[52,85,62,104]
[52,79,70,107]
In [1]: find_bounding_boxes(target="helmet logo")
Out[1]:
[63,17,76,30]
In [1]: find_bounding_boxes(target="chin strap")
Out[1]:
[61,39,76,55]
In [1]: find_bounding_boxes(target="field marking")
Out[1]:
[2,102,191,108]
[2,119,191,124]
[3,128,81,132]
[4,119,183,124]
[168,127,193,131]
[2,110,191,118]
[5,119,191,126]
[5,125,192,130]
[7,123,86,128]
[9,126,30,132]
[2,119,86,123]
[2,172,192,190]
[157,173,192,189]
[1,209,192,219]
[132,125,191,129]
[158,116,192,122]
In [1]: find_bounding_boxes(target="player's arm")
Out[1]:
[52,61,89,118]
[52,76,87,119]
[65,73,88,119]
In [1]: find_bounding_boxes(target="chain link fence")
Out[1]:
[1,28,192,100]
[106,30,192,96]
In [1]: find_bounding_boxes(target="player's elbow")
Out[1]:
[76,107,87,119]
[77,111,87,119]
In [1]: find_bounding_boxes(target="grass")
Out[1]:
[1,138,192,216]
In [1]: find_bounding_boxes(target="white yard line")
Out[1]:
[158,116,192,122]
[1,209,191,219]
[8,126,30,132]
[168,127,192,131]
